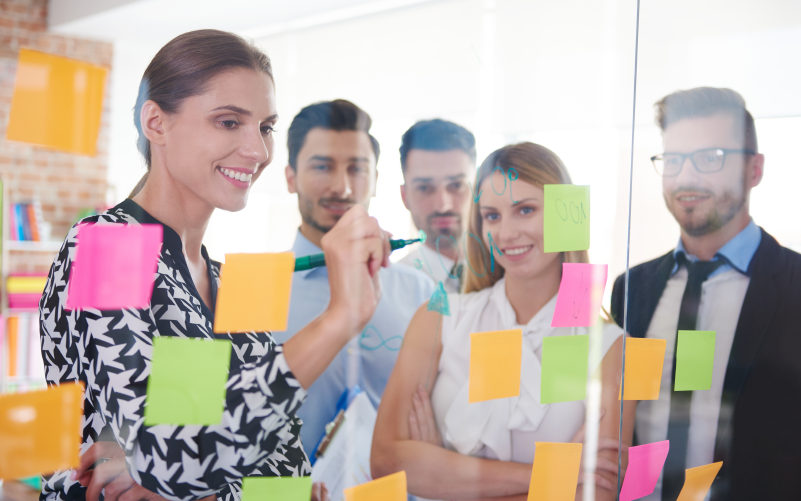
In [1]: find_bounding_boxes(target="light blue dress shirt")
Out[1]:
[672,218,762,277]
[272,230,436,453]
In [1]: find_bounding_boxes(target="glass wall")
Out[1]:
[2,1,800,500]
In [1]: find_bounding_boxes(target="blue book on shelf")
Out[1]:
[14,204,26,240]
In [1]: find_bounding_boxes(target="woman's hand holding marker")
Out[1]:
[322,204,391,338]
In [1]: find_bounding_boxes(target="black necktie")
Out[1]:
[662,254,725,501]
[450,261,464,291]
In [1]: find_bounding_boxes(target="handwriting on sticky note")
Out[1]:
[7,49,107,156]
[544,184,590,253]
[528,442,582,501]
[144,337,231,426]
[0,382,83,479]
[675,331,716,391]
[620,338,667,400]
[66,223,162,310]
[468,329,522,403]
[552,263,607,328]
[214,252,295,333]
[619,440,670,501]
[242,476,312,501]
[344,471,407,501]
[676,462,722,501]
[541,335,589,404]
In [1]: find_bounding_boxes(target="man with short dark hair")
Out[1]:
[272,99,434,454]
[611,87,801,500]
[397,119,476,292]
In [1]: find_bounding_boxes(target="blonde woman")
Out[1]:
[371,143,634,501]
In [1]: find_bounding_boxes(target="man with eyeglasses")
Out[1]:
[611,87,801,500]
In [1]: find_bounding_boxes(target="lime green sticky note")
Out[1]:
[541,335,589,404]
[544,185,590,253]
[144,337,231,425]
[675,330,716,391]
[242,476,312,501]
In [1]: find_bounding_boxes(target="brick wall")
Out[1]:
[0,0,112,273]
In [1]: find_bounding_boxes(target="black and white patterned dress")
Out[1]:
[39,199,311,501]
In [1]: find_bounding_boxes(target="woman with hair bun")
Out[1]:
[40,29,388,501]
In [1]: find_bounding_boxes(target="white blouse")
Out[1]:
[430,277,624,464]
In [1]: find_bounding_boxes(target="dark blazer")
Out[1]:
[611,228,801,500]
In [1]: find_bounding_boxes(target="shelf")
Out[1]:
[5,308,38,315]
[5,240,62,252]
[5,376,46,384]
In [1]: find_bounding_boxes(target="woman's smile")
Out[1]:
[501,244,534,260]
[217,166,254,188]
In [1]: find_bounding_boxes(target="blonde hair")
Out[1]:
[463,142,589,294]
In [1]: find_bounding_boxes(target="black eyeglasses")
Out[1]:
[651,148,756,177]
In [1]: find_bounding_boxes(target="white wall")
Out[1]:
[96,0,801,285]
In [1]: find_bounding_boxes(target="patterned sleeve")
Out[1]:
[40,219,307,501]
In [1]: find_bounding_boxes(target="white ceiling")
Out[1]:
[48,0,438,42]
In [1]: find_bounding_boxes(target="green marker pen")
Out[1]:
[293,238,421,272]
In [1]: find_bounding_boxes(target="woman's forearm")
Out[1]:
[282,308,352,389]
[373,439,530,499]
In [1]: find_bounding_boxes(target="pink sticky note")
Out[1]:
[66,223,162,310]
[551,263,608,327]
[619,440,670,501]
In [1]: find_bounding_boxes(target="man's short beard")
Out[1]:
[667,182,746,237]
[299,195,334,234]
[680,201,743,236]
[424,213,463,240]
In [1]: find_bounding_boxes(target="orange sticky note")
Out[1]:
[7,49,107,156]
[214,252,294,333]
[676,461,722,501]
[620,338,667,400]
[469,329,522,403]
[344,471,407,501]
[0,382,83,479]
[528,442,582,501]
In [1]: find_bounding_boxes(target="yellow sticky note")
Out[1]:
[0,382,83,479]
[676,461,722,501]
[214,252,295,333]
[469,329,522,403]
[344,471,407,501]
[528,442,582,501]
[620,338,667,400]
[7,49,107,156]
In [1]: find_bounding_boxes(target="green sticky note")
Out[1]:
[242,476,312,501]
[541,335,589,404]
[144,337,231,425]
[544,184,590,253]
[674,330,716,391]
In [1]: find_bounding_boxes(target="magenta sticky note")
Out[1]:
[619,440,670,501]
[66,223,163,310]
[551,263,608,327]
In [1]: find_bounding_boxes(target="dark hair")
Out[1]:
[399,119,476,171]
[129,29,274,197]
[655,87,758,153]
[286,99,380,170]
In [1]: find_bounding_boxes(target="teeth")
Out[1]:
[505,245,532,256]
[219,168,253,183]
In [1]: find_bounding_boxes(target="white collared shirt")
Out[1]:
[430,278,623,463]
[635,267,750,501]
[399,242,461,293]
